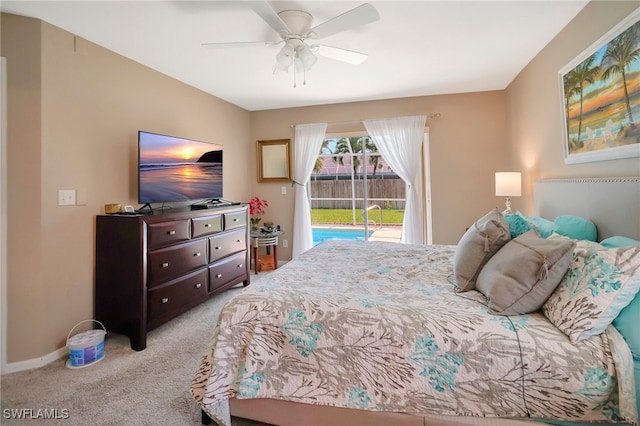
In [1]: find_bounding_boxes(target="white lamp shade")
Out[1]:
[495,172,522,197]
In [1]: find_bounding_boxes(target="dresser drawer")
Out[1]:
[147,220,190,249]
[192,215,223,238]
[209,228,247,263]
[148,239,207,287]
[209,251,247,292]
[224,211,246,230]
[147,268,208,325]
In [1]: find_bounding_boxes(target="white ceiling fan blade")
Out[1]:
[202,41,277,49]
[309,3,379,40]
[246,1,291,37]
[314,44,369,65]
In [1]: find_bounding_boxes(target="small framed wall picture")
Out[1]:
[257,139,291,182]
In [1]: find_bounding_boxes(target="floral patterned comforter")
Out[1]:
[191,240,638,426]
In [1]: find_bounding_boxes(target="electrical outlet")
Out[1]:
[282,239,288,248]
[281,186,287,195]
[58,189,76,206]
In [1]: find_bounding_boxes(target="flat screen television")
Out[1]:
[138,131,223,206]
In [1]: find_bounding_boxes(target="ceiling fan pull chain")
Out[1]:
[293,58,298,88]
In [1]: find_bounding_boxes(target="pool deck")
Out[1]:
[369,227,402,242]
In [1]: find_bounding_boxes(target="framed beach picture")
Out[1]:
[559,9,640,164]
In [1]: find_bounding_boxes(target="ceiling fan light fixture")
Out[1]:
[204,2,379,88]
[296,44,317,70]
[273,61,290,73]
[275,43,295,68]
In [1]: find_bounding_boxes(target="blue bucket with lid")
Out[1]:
[66,320,106,369]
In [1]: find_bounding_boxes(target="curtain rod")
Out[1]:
[290,113,441,128]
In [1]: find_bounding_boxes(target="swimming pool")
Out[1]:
[312,228,372,245]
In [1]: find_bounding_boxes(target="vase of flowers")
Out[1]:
[248,196,268,230]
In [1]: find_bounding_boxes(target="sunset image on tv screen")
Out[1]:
[138,131,223,203]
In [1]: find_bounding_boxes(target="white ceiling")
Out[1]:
[1,1,588,111]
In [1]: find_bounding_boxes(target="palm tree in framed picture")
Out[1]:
[564,53,599,151]
[563,74,581,149]
[600,22,640,127]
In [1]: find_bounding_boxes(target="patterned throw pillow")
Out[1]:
[504,213,532,239]
[542,240,640,344]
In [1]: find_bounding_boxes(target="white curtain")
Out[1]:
[292,123,327,258]
[363,115,426,244]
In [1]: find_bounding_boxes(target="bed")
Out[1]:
[192,177,640,426]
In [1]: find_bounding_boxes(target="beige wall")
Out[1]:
[506,1,640,214]
[2,13,45,367]
[249,91,510,257]
[2,13,252,363]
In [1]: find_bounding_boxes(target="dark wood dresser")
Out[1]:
[95,204,250,350]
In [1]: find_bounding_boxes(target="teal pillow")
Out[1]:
[523,214,557,238]
[601,236,640,248]
[613,292,640,361]
[554,215,597,241]
[504,213,532,239]
[635,360,640,417]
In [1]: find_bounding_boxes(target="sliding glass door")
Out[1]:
[309,134,405,245]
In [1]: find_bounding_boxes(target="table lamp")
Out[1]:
[495,172,521,215]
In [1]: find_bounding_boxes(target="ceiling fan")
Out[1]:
[202,1,380,85]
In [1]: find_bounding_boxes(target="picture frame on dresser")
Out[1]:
[559,8,640,165]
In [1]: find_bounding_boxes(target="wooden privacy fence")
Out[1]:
[310,178,406,209]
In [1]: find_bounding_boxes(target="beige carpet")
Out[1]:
[1,280,271,426]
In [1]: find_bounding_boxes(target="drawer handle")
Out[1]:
[204,224,212,228]
[194,252,202,257]
[236,239,241,243]
[161,262,169,268]
[215,246,222,250]
[167,230,176,236]
[216,274,222,278]
[237,264,243,268]
[161,297,169,304]
[233,218,239,222]
[195,283,202,289]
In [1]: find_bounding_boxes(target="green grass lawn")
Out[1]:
[312,208,404,225]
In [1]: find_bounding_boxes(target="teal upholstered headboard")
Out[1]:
[534,177,640,241]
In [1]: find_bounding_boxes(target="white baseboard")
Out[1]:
[1,262,290,375]
[2,346,67,374]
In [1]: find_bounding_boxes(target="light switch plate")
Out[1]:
[58,189,76,206]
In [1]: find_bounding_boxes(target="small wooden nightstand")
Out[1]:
[250,229,284,274]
